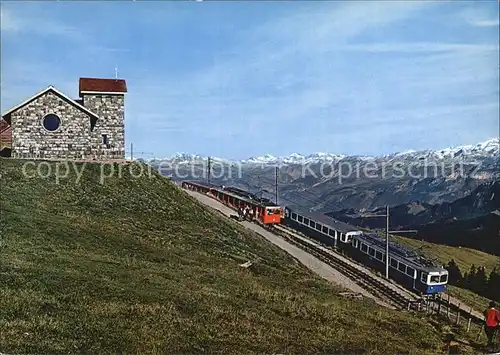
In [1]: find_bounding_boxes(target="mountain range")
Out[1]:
[147,138,499,211]
[328,181,500,256]
[146,138,499,255]
[144,138,499,166]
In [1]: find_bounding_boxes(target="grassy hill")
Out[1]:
[392,235,499,274]
[0,159,444,354]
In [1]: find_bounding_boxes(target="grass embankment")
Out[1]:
[0,159,444,354]
[394,235,500,312]
[446,287,492,315]
[392,236,499,273]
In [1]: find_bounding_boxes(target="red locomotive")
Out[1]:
[181,180,282,225]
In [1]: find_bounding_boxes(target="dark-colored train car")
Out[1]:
[284,206,361,247]
[344,233,448,295]
[284,206,448,295]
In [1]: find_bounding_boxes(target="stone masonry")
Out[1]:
[10,91,95,159]
[2,78,127,160]
[83,94,125,159]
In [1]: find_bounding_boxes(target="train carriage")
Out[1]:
[284,206,362,247]
[182,180,282,225]
[181,188,448,296]
[283,206,448,296]
[346,233,448,295]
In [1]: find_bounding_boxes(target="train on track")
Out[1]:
[283,207,448,295]
[181,180,448,296]
[181,180,282,224]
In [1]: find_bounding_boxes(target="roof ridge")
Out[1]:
[1,86,100,120]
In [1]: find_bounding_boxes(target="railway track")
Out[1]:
[184,186,488,335]
[185,187,486,328]
[269,224,488,326]
[268,224,418,309]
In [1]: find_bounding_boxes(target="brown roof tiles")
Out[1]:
[79,78,127,94]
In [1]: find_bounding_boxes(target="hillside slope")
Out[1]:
[328,181,500,255]
[330,181,499,227]
[0,159,443,354]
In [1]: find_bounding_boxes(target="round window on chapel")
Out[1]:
[42,114,61,131]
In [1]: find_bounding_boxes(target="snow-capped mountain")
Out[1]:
[242,152,346,165]
[240,138,499,166]
[146,153,230,165]
[147,138,498,214]
[388,138,499,161]
[243,154,277,164]
[147,138,499,166]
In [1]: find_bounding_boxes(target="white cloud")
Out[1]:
[0,8,20,32]
[1,7,83,40]
[2,1,498,157]
[0,4,129,52]
[472,19,500,27]
[135,2,435,102]
[131,1,495,132]
[334,42,498,53]
[460,6,500,27]
[1,5,132,111]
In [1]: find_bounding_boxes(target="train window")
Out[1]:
[390,258,397,268]
[368,248,375,257]
[440,274,448,283]
[421,273,428,283]
[291,213,297,220]
[430,275,440,283]
[303,218,309,225]
[375,251,383,261]
[309,221,315,228]
[298,215,303,223]
[322,226,328,234]
[406,267,416,277]
[361,243,368,253]
[315,224,322,231]
[328,229,335,237]
[398,263,406,273]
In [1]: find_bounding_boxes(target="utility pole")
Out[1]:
[207,157,211,184]
[130,143,134,161]
[386,205,390,280]
[275,166,279,205]
[364,206,417,280]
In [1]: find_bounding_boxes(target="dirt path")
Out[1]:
[185,189,393,309]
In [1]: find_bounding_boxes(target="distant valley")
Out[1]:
[146,138,500,255]
[328,181,500,256]
[147,138,499,212]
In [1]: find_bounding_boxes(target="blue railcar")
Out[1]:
[346,233,448,295]
[284,206,448,296]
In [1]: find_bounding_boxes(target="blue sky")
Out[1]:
[1,1,499,160]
